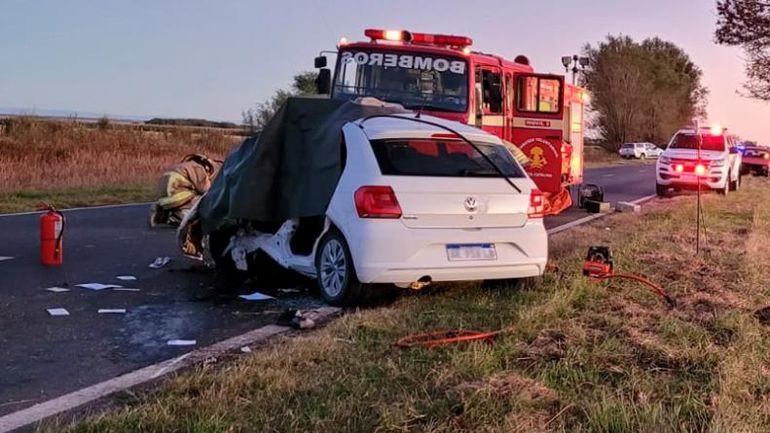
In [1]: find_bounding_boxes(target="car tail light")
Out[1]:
[354,186,402,219]
[528,189,544,219]
[675,164,684,173]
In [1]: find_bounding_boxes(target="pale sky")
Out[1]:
[1,0,768,142]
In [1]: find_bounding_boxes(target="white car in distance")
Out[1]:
[619,142,663,159]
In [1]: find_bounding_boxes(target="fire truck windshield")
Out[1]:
[333,49,469,113]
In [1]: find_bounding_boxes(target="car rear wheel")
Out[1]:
[730,172,741,191]
[315,229,368,306]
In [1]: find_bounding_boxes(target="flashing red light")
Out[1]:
[675,164,684,173]
[528,189,544,219]
[363,28,472,47]
[364,28,411,42]
[354,186,402,219]
[411,32,473,47]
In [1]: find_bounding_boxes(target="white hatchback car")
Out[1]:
[217,114,549,306]
[313,115,548,303]
[311,115,548,304]
[656,127,742,196]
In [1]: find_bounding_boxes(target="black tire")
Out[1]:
[656,183,668,197]
[315,229,369,306]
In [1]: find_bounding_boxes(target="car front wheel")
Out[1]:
[315,229,368,306]
[656,183,668,197]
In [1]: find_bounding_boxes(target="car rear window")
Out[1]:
[669,133,726,151]
[369,138,526,178]
[621,143,634,149]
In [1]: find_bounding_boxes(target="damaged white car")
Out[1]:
[179,98,548,306]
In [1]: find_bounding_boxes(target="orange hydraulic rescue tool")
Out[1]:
[583,246,675,308]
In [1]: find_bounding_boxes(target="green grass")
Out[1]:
[0,183,154,213]
[40,178,770,432]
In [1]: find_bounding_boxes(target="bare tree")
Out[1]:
[715,0,770,100]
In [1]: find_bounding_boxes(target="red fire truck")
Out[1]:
[314,28,587,214]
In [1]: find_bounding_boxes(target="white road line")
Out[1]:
[0,257,14,262]
[602,174,615,177]
[0,308,339,433]
[0,202,151,218]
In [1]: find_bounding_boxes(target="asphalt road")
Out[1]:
[0,162,655,419]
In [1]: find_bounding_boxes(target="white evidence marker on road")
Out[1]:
[149,257,171,269]
[45,287,70,293]
[76,283,123,291]
[98,309,126,314]
[46,308,70,316]
[167,339,197,346]
[239,292,275,301]
[115,275,137,281]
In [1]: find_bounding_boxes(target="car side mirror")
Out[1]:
[314,56,327,69]
[315,68,331,95]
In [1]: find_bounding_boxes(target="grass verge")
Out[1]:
[0,184,154,214]
[41,178,770,432]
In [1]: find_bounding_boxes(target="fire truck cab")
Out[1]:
[315,28,586,214]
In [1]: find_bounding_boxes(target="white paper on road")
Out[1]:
[239,292,275,301]
[45,287,70,293]
[115,275,137,281]
[98,309,127,314]
[47,308,70,316]
[149,257,171,269]
[240,346,252,353]
[76,283,123,291]
[112,288,141,292]
[0,256,14,262]
[167,339,197,346]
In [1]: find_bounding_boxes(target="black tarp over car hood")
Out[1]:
[196,97,408,234]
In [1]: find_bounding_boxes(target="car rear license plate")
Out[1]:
[446,244,497,261]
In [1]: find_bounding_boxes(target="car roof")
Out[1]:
[356,113,501,144]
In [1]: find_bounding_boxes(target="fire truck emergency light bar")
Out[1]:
[364,28,473,47]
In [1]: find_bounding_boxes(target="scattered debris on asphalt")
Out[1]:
[282,309,324,330]
[115,275,137,281]
[277,288,302,294]
[167,339,196,346]
[98,309,127,314]
[149,257,171,269]
[45,287,70,293]
[47,308,69,316]
[239,292,274,301]
[76,283,123,291]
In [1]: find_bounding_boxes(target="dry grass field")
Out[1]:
[0,117,241,213]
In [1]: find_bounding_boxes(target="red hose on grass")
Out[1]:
[593,272,676,308]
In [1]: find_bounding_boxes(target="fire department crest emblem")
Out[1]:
[529,146,548,169]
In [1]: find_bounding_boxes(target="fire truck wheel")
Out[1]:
[655,183,669,197]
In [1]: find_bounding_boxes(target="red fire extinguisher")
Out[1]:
[40,205,65,266]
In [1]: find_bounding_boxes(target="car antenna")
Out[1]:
[415,94,428,119]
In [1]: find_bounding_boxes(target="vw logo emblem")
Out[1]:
[464,196,479,212]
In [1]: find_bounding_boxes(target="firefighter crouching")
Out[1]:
[150,154,220,227]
